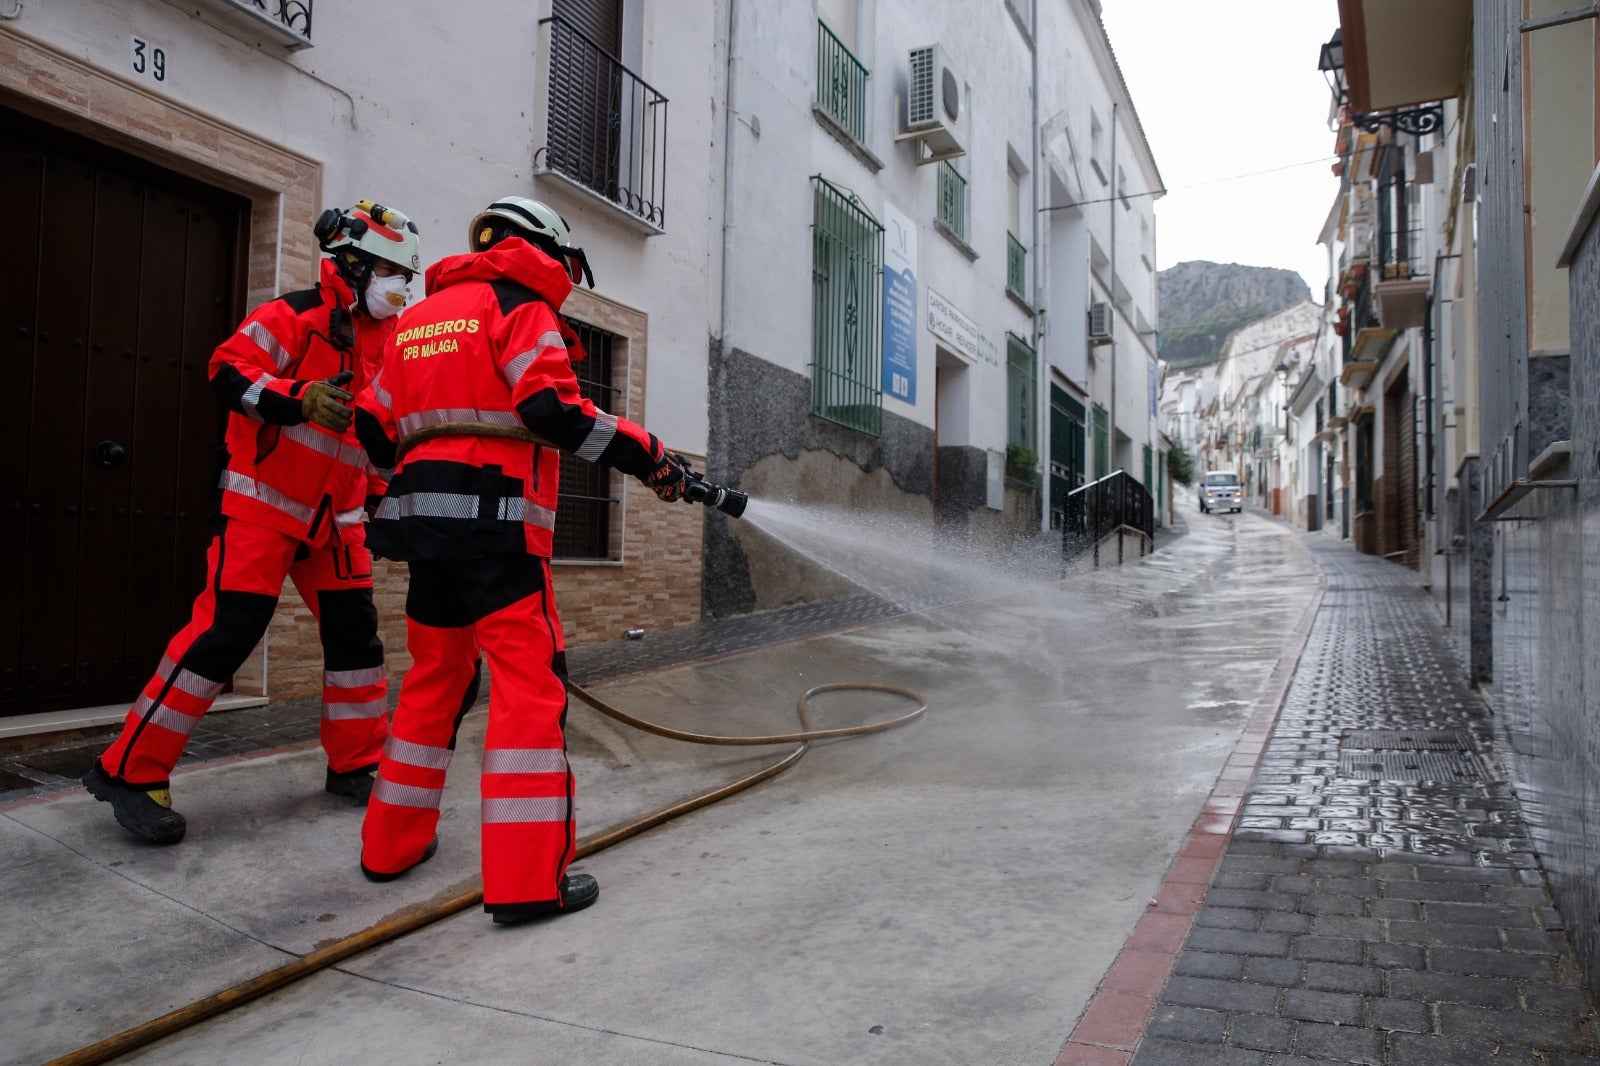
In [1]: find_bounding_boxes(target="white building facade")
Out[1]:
[1,0,1162,731]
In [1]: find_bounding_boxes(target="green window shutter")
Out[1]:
[1091,403,1109,479]
[811,176,884,435]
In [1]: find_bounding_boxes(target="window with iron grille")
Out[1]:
[811,176,884,435]
[1006,331,1036,453]
[553,319,622,560]
[1092,403,1109,478]
[937,160,967,239]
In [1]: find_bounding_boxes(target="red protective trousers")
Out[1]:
[98,517,388,786]
[360,555,576,912]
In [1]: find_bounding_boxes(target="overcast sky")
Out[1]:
[1099,0,1342,299]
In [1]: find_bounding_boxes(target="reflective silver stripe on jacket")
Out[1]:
[501,330,565,389]
[375,491,526,523]
[220,470,316,524]
[371,371,392,411]
[576,410,617,461]
[372,778,444,809]
[334,506,364,528]
[482,748,568,775]
[384,736,455,771]
[241,375,274,421]
[525,500,556,532]
[241,321,293,373]
[325,666,387,689]
[324,698,386,721]
[481,796,570,824]
[280,422,365,470]
[396,408,523,437]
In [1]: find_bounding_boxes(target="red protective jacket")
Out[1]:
[354,237,664,561]
[210,259,392,543]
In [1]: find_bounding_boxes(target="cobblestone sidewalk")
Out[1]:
[1125,537,1600,1065]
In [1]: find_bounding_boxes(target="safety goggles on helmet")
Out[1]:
[468,195,595,289]
[315,200,422,279]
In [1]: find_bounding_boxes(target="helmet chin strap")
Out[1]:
[335,251,376,314]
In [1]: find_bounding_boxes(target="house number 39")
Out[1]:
[130,36,167,83]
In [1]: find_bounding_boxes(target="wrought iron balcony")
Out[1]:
[937,161,966,239]
[190,0,312,49]
[536,15,669,230]
[1006,232,1026,297]
[243,0,311,37]
[817,20,869,143]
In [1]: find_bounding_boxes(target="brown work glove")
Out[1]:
[643,450,690,502]
[301,370,355,433]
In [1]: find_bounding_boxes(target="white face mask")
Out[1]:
[364,273,410,319]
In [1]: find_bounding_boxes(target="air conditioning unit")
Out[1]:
[905,44,965,163]
[1088,301,1114,345]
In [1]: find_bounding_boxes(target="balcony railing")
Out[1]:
[537,15,669,230]
[817,20,869,143]
[937,161,966,239]
[1006,232,1026,296]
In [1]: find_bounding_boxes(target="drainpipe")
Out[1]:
[1108,100,1118,472]
[716,0,742,468]
[1031,0,1045,530]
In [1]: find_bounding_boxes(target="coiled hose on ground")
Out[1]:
[45,679,928,1066]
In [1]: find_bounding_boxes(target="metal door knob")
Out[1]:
[93,440,127,468]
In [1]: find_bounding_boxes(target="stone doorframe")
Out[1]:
[1,28,324,705]
[0,29,323,308]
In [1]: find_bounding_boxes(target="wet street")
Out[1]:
[4,506,1594,1065]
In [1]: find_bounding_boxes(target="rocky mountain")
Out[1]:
[1158,261,1313,369]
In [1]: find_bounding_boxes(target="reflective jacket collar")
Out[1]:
[318,257,356,310]
[424,236,574,309]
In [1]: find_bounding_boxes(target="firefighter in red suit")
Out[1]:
[351,196,689,923]
[83,202,423,845]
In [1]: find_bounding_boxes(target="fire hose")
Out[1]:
[45,430,881,1064]
[47,675,925,1066]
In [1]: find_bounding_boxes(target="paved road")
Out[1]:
[0,508,1414,1065]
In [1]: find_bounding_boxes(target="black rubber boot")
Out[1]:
[489,873,600,925]
[361,836,438,883]
[82,764,187,845]
[325,765,378,805]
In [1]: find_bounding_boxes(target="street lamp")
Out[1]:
[1275,361,1293,443]
[1318,29,1347,107]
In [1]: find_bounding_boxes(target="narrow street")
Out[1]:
[4,505,1594,1065]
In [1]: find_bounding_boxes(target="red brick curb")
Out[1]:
[1053,553,1328,1065]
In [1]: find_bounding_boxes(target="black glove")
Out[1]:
[643,450,690,502]
[301,370,355,433]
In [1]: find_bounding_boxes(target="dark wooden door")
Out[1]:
[1,112,244,717]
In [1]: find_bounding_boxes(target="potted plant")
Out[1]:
[1005,442,1040,482]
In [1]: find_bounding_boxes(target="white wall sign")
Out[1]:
[928,288,996,367]
[129,35,169,86]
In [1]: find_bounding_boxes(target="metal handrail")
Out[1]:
[1061,468,1154,562]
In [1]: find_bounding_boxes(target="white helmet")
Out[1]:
[315,199,422,277]
[468,195,594,287]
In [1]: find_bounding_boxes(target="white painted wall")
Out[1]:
[13,0,720,453]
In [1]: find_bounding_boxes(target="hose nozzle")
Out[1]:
[682,471,748,518]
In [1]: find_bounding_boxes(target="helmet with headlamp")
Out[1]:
[467,196,595,289]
